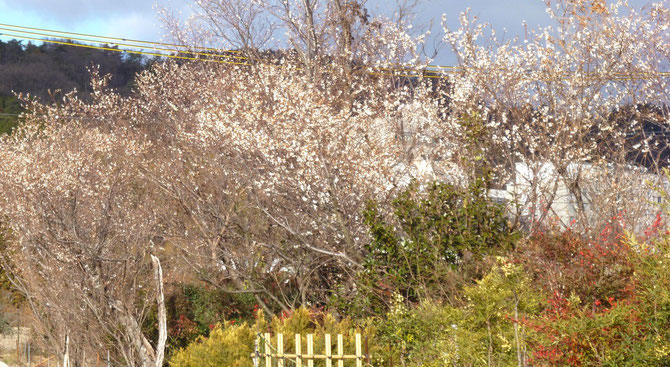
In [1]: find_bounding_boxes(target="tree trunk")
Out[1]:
[513,290,522,367]
[151,255,167,367]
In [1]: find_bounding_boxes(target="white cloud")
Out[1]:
[0,0,195,42]
[3,0,156,20]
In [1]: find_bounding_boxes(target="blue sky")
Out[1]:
[0,0,187,44]
[0,0,652,65]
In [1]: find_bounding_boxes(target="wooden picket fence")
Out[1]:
[252,333,369,367]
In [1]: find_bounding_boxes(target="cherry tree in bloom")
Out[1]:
[132,60,451,311]
[144,0,456,311]
[0,73,167,367]
[443,0,669,234]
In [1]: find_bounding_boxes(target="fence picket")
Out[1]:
[295,334,302,367]
[337,334,343,367]
[254,338,259,367]
[307,334,314,367]
[356,334,362,367]
[264,333,271,367]
[277,334,284,367]
[325,334,332,367]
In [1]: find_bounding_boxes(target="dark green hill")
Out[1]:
[0,38,150,134]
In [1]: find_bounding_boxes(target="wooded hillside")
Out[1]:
[0,39,148,133]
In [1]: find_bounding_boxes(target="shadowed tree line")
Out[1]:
[0,39,151,133]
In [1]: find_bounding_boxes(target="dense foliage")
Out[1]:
[353,179,517,313]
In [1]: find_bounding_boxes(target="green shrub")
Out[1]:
[454,260,542,366]
[169,322,257,367]
[374,296,459,367]
[356,178,517,313]
[374,260,541,367]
